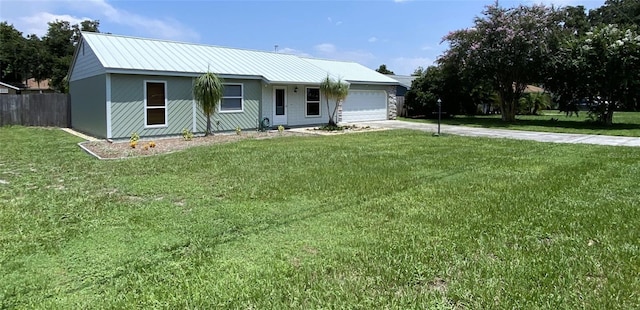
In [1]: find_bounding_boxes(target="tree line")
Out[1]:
[0,20,100,92]
[404,0,640,125]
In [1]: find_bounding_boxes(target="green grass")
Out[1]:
[2,126,640,308]
[401,110,640,137]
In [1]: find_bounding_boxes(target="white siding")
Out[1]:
[70,41,106,82]
[261,84,273,125]
[261,84,335,127]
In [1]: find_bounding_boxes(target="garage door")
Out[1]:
[341,90,387,122]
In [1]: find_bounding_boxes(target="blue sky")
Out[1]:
[1,0,605,75]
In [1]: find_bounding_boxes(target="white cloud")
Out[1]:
[278,47,311,57]
[315,43,337,54]
[390,57,434,75]
[3,0,199,41]
[313,43,375,64]
[86,0,199,41]
[421,44,434,51]
[20,12,92,36]
[368,37,378,43]
[327,17,343,26]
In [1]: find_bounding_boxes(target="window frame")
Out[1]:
[305,87,321,118]
[219,83,244,113]
[144,80,168,128]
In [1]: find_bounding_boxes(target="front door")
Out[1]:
[273,88,287,125]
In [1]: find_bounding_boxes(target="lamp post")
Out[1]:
[435,98,442,136]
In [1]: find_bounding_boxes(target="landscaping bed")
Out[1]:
[79,130,309,159]
[78,125,382,159]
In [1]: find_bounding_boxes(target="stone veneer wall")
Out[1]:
[387,86,397,120]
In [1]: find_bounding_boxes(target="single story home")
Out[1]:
[69,32,399,139]
[24,78,55,94]
[1,79,54,94]
[0,81,21,94]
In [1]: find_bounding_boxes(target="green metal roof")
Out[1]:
[79,32,398,85]
[303,58,399,85]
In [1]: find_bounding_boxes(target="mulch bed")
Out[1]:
[78,126,385,160]
[79,130,309,159]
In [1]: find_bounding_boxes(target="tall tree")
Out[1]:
[193,71,224,136]
[375,64,394,75]
[443,4,556,121]
[543,6,591,111]
[43,20,75,92]
[24,34,52,86]
[412,66,425,76]
[0,22,28,83]
[577,24,640,124]
[42,19,99,92]
[589,0,640,27]
[72,20,100,45]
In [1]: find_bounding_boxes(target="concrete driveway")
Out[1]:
[353,120,640,147]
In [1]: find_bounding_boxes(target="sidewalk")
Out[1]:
[353,120,640,147]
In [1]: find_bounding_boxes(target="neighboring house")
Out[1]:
[23,78,54,94]
[0,79,54,94]
[386,74,417,117]
[524,85,545,94]
[386,74,417,97]
[68,32,399,139]
[0,81,21,94]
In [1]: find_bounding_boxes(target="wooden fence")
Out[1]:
[0,94,70,127]
[396,96,407,117]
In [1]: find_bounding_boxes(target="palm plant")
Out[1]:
[193,71,224,136]
[319,75,350,126]
[519,92,550,115]
[319,75,335,125]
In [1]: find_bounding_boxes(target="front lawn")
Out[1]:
[1,127,639,308]
[401,110,640,136]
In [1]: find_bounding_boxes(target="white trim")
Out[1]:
[104,69,398,86]
[272,86,287,125]
[305,87,322,118]
[219,83,244,113]
[0,81,20,90]
[106,74,112,138]
[192,77,197,133]
[143,80,169,128]
[105,68,264,81]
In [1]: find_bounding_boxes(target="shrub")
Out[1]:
[182,128,194,141]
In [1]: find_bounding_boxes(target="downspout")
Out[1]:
[106,73,112,139]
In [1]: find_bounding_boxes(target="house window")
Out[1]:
[221,84,243,112]
[145,81,167,127]
[306,87,320,117]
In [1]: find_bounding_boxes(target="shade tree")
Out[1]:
[442,4,557,122]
